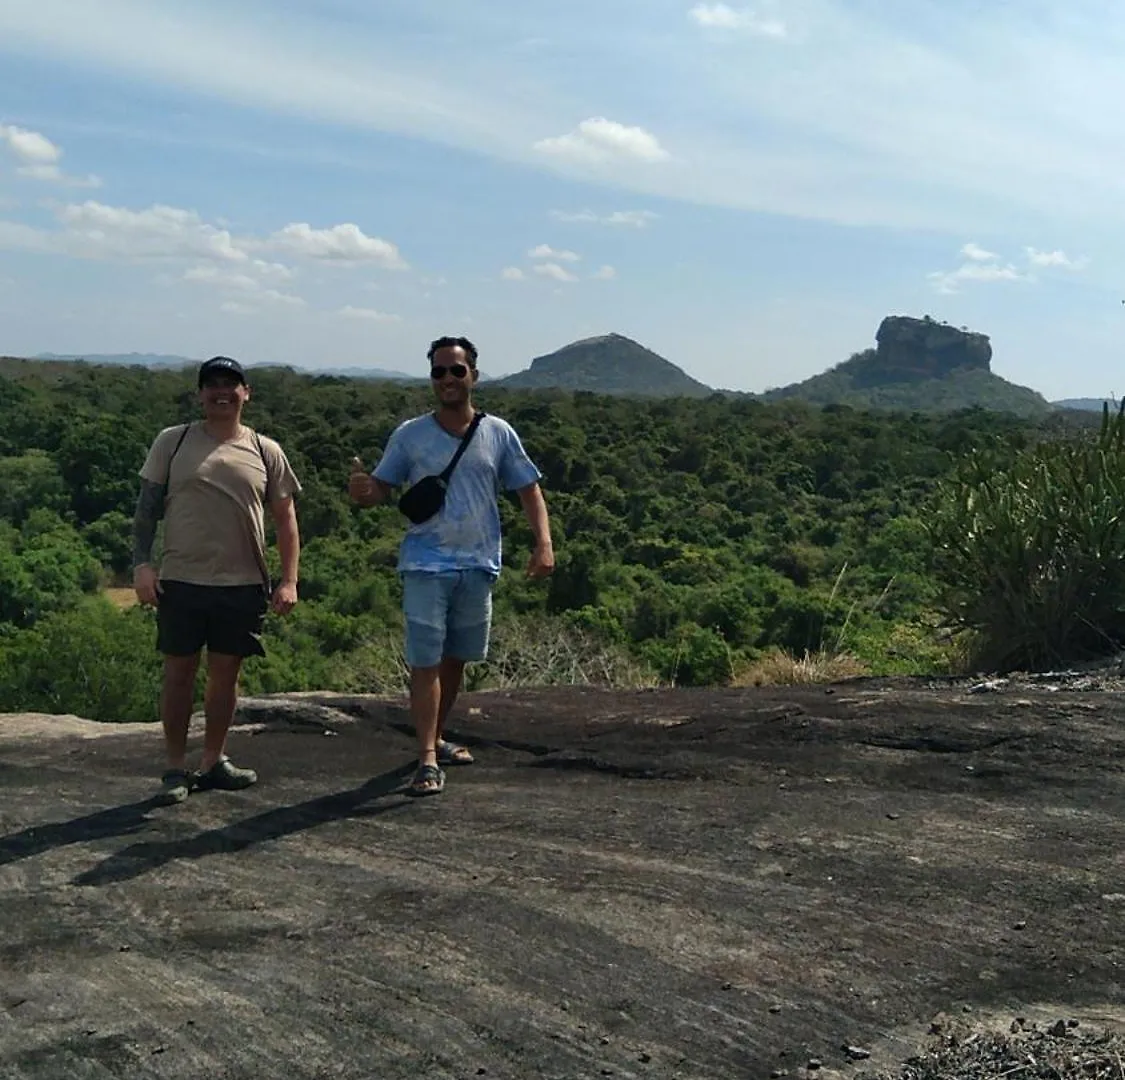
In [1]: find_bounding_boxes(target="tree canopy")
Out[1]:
[0,357,1100,720]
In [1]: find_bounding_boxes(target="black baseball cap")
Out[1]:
[198,356,247,387]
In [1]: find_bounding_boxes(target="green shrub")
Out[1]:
[0,597,162,722]
[643,624,733,687]
[929,402,1125,670]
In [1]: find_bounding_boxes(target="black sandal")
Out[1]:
[407,763,445,797]
[436,740,474,766]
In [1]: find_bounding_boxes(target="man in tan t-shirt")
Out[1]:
[133,356,302,805]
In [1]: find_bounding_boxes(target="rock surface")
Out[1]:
[874,316,992,380]
[2,680,1124,1079]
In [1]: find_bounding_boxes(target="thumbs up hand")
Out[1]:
[348,456,377,505]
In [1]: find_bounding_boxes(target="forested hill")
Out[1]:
[0,356,1089,722]
[760,316,1054,416]
[497,333,713,397]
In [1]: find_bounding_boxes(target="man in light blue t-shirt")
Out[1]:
[348,335,555,796]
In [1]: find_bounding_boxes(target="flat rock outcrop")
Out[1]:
[2,681,1124,1078]
[874,315,993,380]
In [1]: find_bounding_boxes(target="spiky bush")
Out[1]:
[928,402,1125,671]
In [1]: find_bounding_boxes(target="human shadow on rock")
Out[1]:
[0,797,160,868]
[72,766,414,887]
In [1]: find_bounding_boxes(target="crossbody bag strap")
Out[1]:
[438,411,486,483]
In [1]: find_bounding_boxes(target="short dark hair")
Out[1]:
[427,336,478,368]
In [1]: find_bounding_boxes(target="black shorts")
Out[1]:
[156,581,269,659]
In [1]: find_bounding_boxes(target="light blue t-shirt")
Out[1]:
[373,412,542,574]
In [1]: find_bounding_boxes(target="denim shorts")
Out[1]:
[401,570,496,668]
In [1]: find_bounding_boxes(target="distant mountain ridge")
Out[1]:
[496,333,712,398]
[35,351,197,369]
[1052,397,1120,412]
[31,352,421,381]
[17,322,1107,415]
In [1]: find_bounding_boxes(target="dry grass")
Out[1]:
[471,617,659,691]
[859,1019,1125,1080]
[336,617,660,696]
[103,587,138,610]
[732,646,869,687]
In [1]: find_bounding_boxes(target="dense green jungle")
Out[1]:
[1,356,1119,722]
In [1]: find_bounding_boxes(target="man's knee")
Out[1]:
[445,572,494,662]
[444,622,491,663]
[162,654,199,689]
[206,652,244,690]
[404,619,445,669]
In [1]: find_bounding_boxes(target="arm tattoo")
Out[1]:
[132,480,165,569]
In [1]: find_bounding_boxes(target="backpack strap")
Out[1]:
[438,411,485,484]
[164,423,192,490]
[247,430,272,590]
[252,431,268,500]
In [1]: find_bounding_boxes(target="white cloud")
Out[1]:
[250,259,296,281]
[7,3,1125,237]
[183,266,261,291]
[0,124,101,187]
[961,242,997,262]
[928,261,1027,295]
[220,300,256,316]
[689,4,787,37]
[57,201,247,261]
[533,262,579,283]
[182,264,304,307]
[0,200,409,286]
[0,219,53,252]
[249,289,305,308]
[0,124,57,165]
[1026,247,1088,270]
[14,164,100,187]
[265,223,407,267]
[550,209,659,229]
[528,244,580,262]
[500,266,525,280]
[338,305,401,322]
[592,265,618,280]
[930,241,1090,293]
[534,118,670,166]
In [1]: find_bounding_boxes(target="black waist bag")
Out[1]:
[398,412,485,525]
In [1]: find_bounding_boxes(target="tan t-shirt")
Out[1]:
[139,423,302,587]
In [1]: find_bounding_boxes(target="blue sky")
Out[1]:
[0,0,1122,398]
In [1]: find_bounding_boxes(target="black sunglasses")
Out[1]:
[430,363,470,379]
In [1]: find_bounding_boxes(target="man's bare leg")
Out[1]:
[161,654,200,770]
[199,651,245,772]
[410,664,443,792]
[435,656,473,764]
[436,656,466,742]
